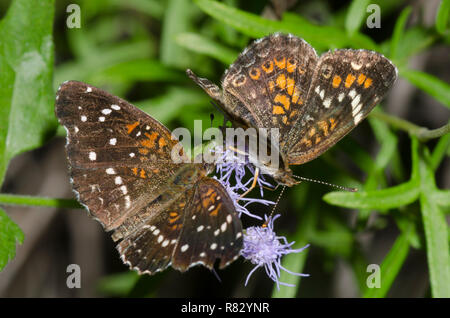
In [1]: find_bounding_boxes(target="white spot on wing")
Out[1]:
[89,152,96,161]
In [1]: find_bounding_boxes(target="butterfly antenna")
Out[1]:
[263,185,286,227]
[293,175,358,192]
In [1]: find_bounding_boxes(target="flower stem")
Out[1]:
[371,110,450,141]
[0,193,82,209]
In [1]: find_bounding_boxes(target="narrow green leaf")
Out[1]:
[0,0,57,185]
[390,7,412,60]
[323,180,420,210]
[430,132,450,170]
[419,156,450,297]
[97,271,140,297]
[175,32,239,65]
[90,59,186,84]
[433,190,450,207]
[363,230,410,298]
[345,0,370,36]
[400,68,450,108]
[0,208,24,271]
[194,0,378,51]
[436,0,450,35]
[160,0,202,70]
[135,87,210,124]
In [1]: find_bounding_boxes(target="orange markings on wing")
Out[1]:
[286,77,295,96]
[132,167,138,176]
[273,106,285,115]
[292,87,302,104]
[274,57,286,69]
[317,120,329,136]
[274,94,290,111]
[345,74,356,88]
[301,137,312,147]
[286,58,296,73]
[332,75,342,88]
[276,74,286,89]
[364,77,373,88]
[126,121,139,134]
[282,116,288,124]
[158,137,167,149]
[329,118,337,131]
[209,203,222,216]
[249,68,261,80]
[269,80,275,93]
[357,73,366,85]
[140,169,146,179]
[141,132,158,148]
[315,136,321,144]
[262,60,274,73]
[138,148,149,155]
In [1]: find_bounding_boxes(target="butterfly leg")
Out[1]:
[240,167,260,198]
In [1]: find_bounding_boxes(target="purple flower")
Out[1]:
[214,147,274,220]
[241,214,310,289]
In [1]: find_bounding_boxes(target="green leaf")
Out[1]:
[436,0,450,35]
[97,271,140,297]
[430,133,450,170]
[90,59,186,85]
[135,86,210,124]
[0,208,24,271]
[390,6,412,60]
[345,0,370,36]
[160,0,203,70]
[323,180,420,210]
[400,68,450,108]
[419,154,450,297]
[363,229,410,298]
[194,0,378,51]
[0,0,57,185]
[175,32,239,65]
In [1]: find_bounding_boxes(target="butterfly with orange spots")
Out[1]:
[187,33,397,187]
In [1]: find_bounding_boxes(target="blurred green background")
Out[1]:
[0,0,449,297]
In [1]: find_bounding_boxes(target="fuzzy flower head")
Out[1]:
[213,146,275,220]
[241,214,310,289]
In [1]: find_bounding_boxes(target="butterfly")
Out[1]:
[55,81,243,275]
[187,33,398,187]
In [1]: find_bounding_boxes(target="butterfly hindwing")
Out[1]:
[172,178,243,271]
[285,49,397,164]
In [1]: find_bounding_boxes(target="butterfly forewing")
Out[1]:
[285,49,397,164]
[222,34,318,138]
[56,81,189,231]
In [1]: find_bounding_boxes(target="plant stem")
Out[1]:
[0,193,82,209]
[371,111,450,141]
